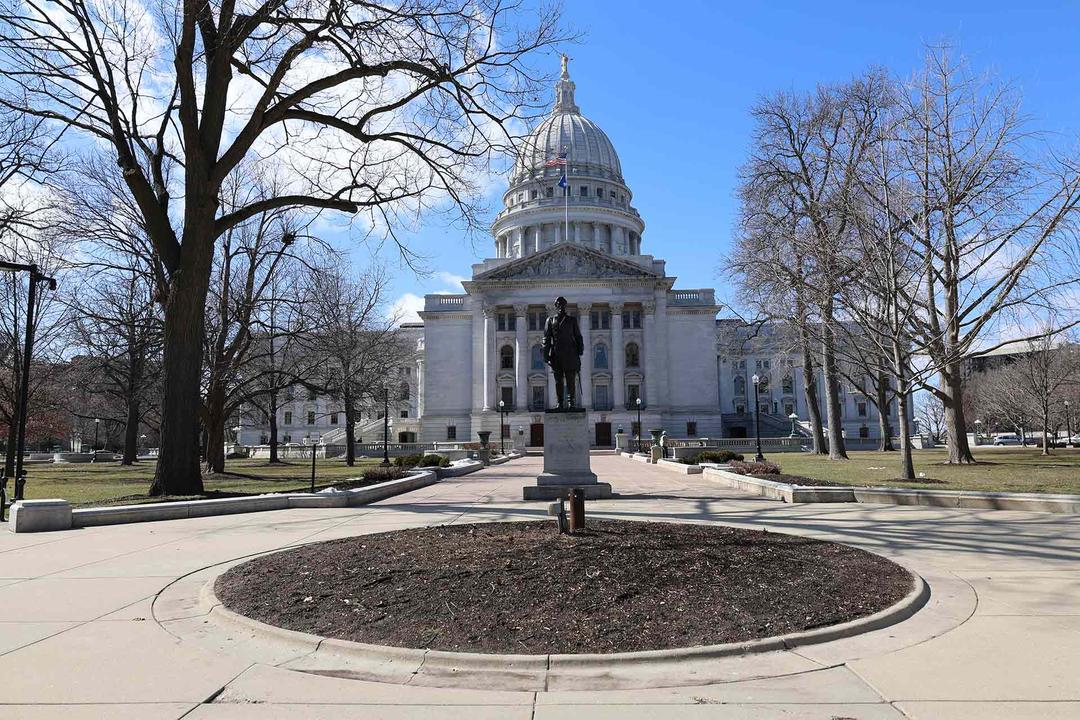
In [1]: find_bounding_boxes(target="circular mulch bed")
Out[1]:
[215,519,913,655]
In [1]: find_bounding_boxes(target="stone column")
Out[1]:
[514,304,527,412]
[416,358,424,417]
[535,225,542,254]
[574,222,582,244]
[642,300,657,407]
[593,224,602,252]
[578,303,592,409]
[515,227,525,257]
[482,306,493,411]
[611,302,625,409]
[655,292,670,407]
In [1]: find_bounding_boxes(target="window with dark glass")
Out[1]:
[546,186,554,198]
[284,411,292,425]
[530,344,544,370]
[307,411,315,425]
[446,425,457,440]
[686,422,697,437]
[593,344,609,370]
[580,186,588,196]
[500,386,514,408]
[531,385,545,409]
[625,342,640,368]
[500,345,514,370]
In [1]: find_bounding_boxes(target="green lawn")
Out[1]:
[16,457,382,507]
[771,447,1080,495]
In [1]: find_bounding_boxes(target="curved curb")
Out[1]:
[181,554,929,690]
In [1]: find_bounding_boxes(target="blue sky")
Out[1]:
[382,1,1080,320]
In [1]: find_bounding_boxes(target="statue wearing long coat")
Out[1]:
[543,309,584,408]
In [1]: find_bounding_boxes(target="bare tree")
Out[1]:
[735,71,889,460]
[894,47,1080,463]
[0,0,569,495]
[302,264,406,466]
[915,392,945,445]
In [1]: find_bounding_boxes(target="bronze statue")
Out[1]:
[542,296,584,409]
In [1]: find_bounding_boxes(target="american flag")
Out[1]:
[544,151,567,167]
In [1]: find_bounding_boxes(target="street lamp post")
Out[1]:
[974,419,982,446]
[306,432,321,493]
[1,261,57,502]
[788,412,799,438]
[635,397,642,453]
[92,418,100,461]
[381,387,390,467]
[752,374,765,462]
[1066,400,1073,447]
[498,400,506,455]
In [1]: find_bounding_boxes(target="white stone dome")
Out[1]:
[510,59,623,184]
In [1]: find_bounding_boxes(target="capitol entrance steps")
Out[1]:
[722,412,806,438]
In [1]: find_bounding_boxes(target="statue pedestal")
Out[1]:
[523,409,612,500]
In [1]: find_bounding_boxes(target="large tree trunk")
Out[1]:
[268,390,280,464]
[876,372,893,451]
[343,393,356,466]
[122,396,140,465]
[150,231,215,496]
[203,385,227,474]
[821,313,848,460]
[800,335,827,454]
[940,363,976,464]
[895,384,915,480]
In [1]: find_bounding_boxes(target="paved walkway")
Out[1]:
[1,454,1078,718]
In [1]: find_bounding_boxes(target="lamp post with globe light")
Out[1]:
[498,400,507,455]
[381,387,390,466]
[752,374,765,462]
[788,412,799,438]
[635,396,642,453]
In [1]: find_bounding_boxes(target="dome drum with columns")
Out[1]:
[491,57,644,260]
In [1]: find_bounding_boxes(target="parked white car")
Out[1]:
[992,433,1022,446]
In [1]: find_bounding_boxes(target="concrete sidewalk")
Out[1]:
[1,455,1078,718]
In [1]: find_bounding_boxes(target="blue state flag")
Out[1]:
[558,172,568,189]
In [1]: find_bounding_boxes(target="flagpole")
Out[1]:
[564,151,569,244]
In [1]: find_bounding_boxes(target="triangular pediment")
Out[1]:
[474,244,661,282]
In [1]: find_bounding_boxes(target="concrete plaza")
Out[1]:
[1,454,1078,718]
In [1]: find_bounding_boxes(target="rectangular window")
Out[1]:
[631,421,641,438]
[283,434,291,443]
[330,413,339,425]
[530,189,538,199]
[500,386,514,408]
[594,384,609,410]
[686,422,697,437]
[858,402,867,418]
[601,311,610,329]
[622,310,641,329]
[446,425,457,440]
[307,411,315,425]
[580,186,588,196]
[597,188,604,199]
[627,384,641,406]
[400,410,408,418]
[784,404,794,417]
[497,314,506,331]
[531,385,545,410]
[507,314,516,331]
[307,388,317,400]
[283,411,292,425]
[590,311,599,330]
[546,187,554,198]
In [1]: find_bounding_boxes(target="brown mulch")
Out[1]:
[753,473,844,487]
[215,520,913,655]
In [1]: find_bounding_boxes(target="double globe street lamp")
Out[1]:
[498,400,509,455]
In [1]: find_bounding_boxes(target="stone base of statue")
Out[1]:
[523,409,612,500]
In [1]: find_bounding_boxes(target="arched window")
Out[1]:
[757,376,770,393]
[530,344,544,370]
[734,376,746,395]
[500,345,514,370]
[593,344,609,370]
[625,342,640,368]
[399,382,410,401]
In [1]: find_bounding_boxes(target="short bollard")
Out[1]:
[569,487,585,533]
[547,498,568,533]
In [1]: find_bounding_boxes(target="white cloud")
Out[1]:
[391,271,468,323]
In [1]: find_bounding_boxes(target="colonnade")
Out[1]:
[494,222,641,258]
